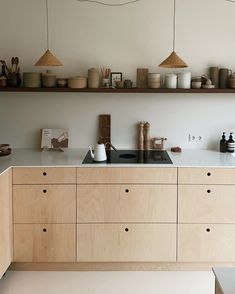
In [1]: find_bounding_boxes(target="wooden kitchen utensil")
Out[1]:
[144,122,151,150]
[138,122,144,150]
[98,114,111,149]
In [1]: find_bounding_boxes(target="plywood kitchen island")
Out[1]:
[1,149,235,275]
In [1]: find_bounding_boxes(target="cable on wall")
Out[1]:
[76,0,141,6]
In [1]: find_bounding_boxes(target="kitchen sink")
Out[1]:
[82,149,172,164]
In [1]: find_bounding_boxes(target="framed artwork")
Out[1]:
[110,72,123,87]
[41,129,68,150]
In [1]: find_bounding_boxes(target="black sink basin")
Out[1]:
[82,149,172,164]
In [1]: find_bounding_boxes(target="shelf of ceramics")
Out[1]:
[0,87,235,93]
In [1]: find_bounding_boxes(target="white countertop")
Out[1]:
[213,267,235,294]
[1,148,235,175]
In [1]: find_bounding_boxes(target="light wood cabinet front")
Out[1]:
[77,185,177,223]
[179,185,235,223]
[13,185,76,224]
[77,167,177,184]
[178,167,235,184]
[178,224,235,262]
[77,224,176,262]
[14,224,76,262]
[13,167,76,184]
[0,170,12,278]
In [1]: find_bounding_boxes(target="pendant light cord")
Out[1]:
[46,0,49,50]
[76,0,140,6]
[173,0,176,51]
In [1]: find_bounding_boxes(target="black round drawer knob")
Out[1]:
[125,228,129,232]
[207,172,211,177]
[206,228,210,232]
[43,189,47,193]
[125,189,129,193]
[43,228,47,232]
[207,189,211,194]
[43,172,47,176]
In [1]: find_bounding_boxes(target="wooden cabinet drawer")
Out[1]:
[14,224,76,262]
[179,185,235,223]
[13,167,76,184]
[77,224,176,262]
[77,185,177,223]
[178,168,235,184]
[13,185,76,224]
[178,224,235,262]
[77,167,177,184]
[0,170,12,278]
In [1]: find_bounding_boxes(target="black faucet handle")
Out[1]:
[105,142,117,152]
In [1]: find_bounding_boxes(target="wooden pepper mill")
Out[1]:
[144,122,151,150]
[138,122,144,150]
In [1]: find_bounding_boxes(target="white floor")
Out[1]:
[0,271,215,294]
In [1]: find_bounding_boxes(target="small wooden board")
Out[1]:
[98,115,111,148]
[136,68,149,88]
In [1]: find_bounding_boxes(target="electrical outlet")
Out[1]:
[189,134,203,142]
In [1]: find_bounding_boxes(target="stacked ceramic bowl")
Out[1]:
[23,73,41,88]
[148,73,161,88]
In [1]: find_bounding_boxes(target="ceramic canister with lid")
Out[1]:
[42,70,56,88]
[88,68,100,88]
[165,74,177,89]
[148,73,161,88]
[68,76,87,89]
[177,71,191,89]
[229,74,235,89]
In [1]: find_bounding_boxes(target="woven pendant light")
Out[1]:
[159,0,187,68]
[35,0,63,66]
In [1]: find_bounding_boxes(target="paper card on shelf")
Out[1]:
[41,129,69,149]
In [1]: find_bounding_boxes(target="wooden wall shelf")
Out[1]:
[0,87,235,94]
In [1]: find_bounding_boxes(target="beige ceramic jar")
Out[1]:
[42,70,56,88]
[68,76,87,88]
[229,74,235,89]
[88,68,100,88]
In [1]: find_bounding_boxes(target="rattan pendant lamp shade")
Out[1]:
[159,0,187,68]
[35,0,63,66]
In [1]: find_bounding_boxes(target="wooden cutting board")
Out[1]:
[98,114,111,148]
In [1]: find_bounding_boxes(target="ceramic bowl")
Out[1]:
[191,81,202,89]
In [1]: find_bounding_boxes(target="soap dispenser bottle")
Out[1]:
[227,132,235,153]
[220,132,227,153]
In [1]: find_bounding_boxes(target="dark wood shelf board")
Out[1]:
[0,87,235,93]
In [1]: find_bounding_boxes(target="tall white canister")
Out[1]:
[165,74,177,89]
[177,71,191,89]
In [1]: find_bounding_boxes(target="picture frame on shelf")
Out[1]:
[110,72,123,87]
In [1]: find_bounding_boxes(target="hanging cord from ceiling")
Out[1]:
[76,0,141,6]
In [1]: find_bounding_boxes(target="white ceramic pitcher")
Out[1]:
[89,143,107,162]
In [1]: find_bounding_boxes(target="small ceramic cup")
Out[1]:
[102,78,110,88]
[124,80,133,88]
[191,81,202,89]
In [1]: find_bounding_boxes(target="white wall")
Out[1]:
[1,0,235,149]
[0,271,215,294]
